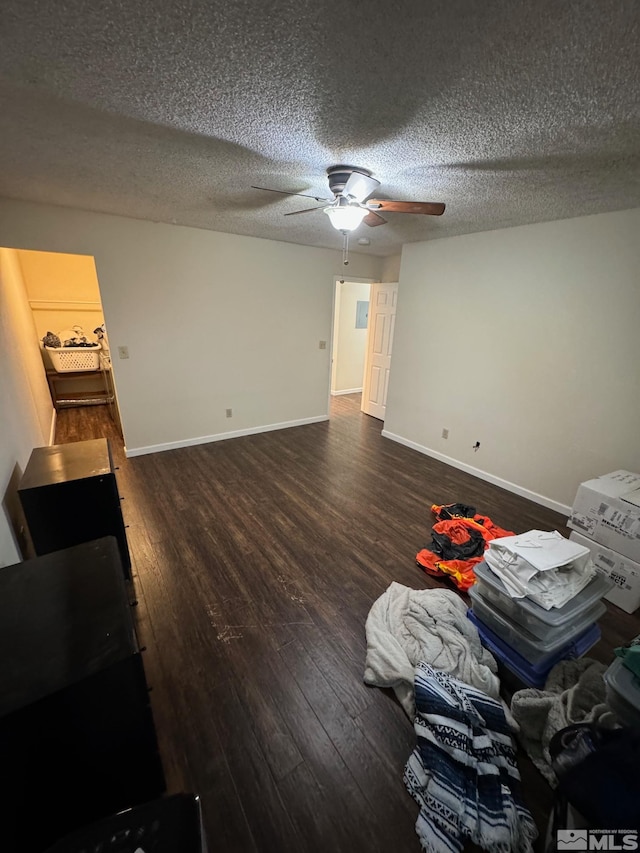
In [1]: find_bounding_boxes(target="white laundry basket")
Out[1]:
[46,345,101,372]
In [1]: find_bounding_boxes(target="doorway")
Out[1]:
[330,278,373,398]
[0,247,122,440]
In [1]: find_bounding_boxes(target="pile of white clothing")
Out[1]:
[363,582,500,718]
[484,530,595,610]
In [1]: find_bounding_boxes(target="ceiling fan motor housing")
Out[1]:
[327,166,371,197]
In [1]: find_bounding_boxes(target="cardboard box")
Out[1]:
[568,470,640,563]
[569,530,640,614]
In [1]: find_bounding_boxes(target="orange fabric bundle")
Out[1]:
[431,516,513,547]
[415,550,482,591]
[416,504,514,591]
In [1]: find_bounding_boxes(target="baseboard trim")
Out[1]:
[330,387,363,396]
[125,415,329,458]
[48,408,57,445]
[381,430,571,516]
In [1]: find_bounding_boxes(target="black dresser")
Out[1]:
[45,794,207,853]
[18,438,131,577]
[0,538,165,853]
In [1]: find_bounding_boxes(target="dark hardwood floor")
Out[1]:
[54,397,640,852]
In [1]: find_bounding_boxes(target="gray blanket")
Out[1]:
[364,582,500,718]
[510,657,618,786]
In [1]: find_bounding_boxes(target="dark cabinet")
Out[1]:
[0,538,165,853]
[18,437,131,577]
[45,794,207,853]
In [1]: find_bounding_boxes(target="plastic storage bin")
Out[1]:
[469,584,606,667]
[468,609,601,689]
[473,561,612,640]
[46,345,101,372]
[603,658,640,727]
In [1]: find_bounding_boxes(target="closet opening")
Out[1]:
[0,246,122,441]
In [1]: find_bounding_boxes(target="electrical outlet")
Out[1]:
[117,345,129,359]
[442,428,449,439]
[319,340,327,350]
[226,408,233,418]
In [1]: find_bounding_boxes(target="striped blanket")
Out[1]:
[404,662,537,853]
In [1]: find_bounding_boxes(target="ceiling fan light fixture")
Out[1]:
[324,203,367,232]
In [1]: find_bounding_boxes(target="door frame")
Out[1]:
[328,275,376,415]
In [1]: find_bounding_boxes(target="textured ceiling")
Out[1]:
[0,0,638,256]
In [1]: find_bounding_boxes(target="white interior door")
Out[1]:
[361,282,398,420]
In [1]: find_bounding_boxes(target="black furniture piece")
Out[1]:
[44,794,207,852]
[0,538,165,853]
[18,438,131,577]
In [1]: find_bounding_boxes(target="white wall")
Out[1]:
[0,199,382,454]
[331,281,371,393]
[385,208,640,511]
[381,254,401,282]
[0,248,54,565]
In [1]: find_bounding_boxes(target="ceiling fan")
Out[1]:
[251,166,445,232]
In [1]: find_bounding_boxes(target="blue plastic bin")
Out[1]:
[469,583,605,666]
[467,608,601,689]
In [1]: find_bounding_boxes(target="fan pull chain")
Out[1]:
[342,230,350,265]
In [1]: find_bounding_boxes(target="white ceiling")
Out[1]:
[0,0,638,257]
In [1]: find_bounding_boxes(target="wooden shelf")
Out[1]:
[46,368,111,410]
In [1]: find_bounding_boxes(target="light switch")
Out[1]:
[117,346,129,359]
[319,340,327,350]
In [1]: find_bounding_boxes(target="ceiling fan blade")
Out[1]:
[363,211,387,227]
[368,199,446,216]
[251,185,330,202]
[342,172,380,203]
[283,206,326,217]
